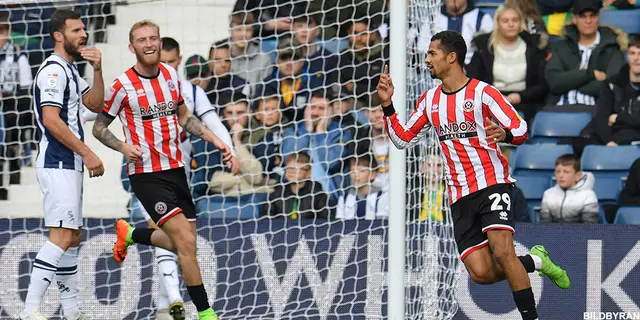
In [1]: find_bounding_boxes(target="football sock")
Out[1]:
[518,255,540,273]
[23,241,65,316]
[156,247,182,305]
[157,269,170,310]
[56,246,80,318]
[513,287,538,320]
[131,228,155,245]
[187,284,210,312]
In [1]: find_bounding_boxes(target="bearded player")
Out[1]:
[92,20,238,320]
[377,30,570,320]
[21,9,105,320]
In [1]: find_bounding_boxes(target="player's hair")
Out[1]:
[0,11,9,32]
[287,151,311,166]
[49,10,81,38]
[229,11,254,27]
[630,34,640,50]
[555,154,581,172]
[431,30,467,68]
[489,5,526,54]
[350,154,378,170]
[129,19,160,44]
[161,37,180,55]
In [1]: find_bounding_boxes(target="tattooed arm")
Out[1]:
[177,103,239,173]
[92,113,142,162]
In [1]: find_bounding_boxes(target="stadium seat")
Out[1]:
[320,39,349,54]
[581,145,640,179]
[513,176,550,222]
[196,193,268,219]
[512,144,573,177]
[614,206,640,224]
[530,112,591,144]
[261,39,278,63]
[478,6,497,18]
[599,9,640,35]
[592,177,622,205]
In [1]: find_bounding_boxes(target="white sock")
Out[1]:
[56,246,79,318]
[156,247,182,305]
[531,254,543,270]
[23,241,65,316]
[157,269,170,310]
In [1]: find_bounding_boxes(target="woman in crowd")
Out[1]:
[466,4,549,123]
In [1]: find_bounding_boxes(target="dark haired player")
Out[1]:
[377,30,570,320]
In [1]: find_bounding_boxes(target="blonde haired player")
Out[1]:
[92,20,238,320]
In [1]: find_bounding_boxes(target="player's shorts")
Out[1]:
[450,183,516,262]
[36,168,83,229]
[129,168,196,227]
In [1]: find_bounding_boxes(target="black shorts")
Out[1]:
[450,183,516,261]
[129,168,196,227]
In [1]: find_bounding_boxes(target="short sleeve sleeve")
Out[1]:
[36,64,68,109]
[78,74,90,96]
[194,86,217,118]
[177,77,185,105]
[103,79,127,118]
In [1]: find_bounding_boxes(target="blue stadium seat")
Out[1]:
[614,206,640,224]
[599,9,640,35]
[530,112,591,144]
[592,177,622,204]
[513,176,550,223]
[196,193,268,219]
[581,145,640,179]
[512,144,573,177]
[478,6,497,18]
[261,39,278,63]
[319,39,348,54]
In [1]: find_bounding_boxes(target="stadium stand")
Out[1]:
[511,144,573,177]
[614,206,640,224]
[512,175,550,222]
[581,145,640,179]
[598,9,640,35]
[529,112,592,144]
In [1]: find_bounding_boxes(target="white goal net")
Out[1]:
[0,0,460,319]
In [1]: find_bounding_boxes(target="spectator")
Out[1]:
[544,0,627,106]
[259,38,324,123]
[504,0,549,39]
[281,89,352,199]
[227,11,273,95]
[416,0,494,64]
[602,158,640,222]
[308,0,386,40]
[291,9,339,86]
[232,0,296,40]
[338,17,389,108]
[571,35,640,155]
[347,105,389,192]
[245,93,285,182]
[331,85,360,130]
[336,154,389,220]
[184,55,210,90]
[466,5,549,122]
[0,10,32,198]
[221,92,250,129]
[206,39,249,107]
[540,154,599,223]
[419,154,445,222]
[262,151,333,220]
[602,0,640,9]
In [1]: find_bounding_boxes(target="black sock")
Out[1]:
[513,287,538,320]
[518,255,536,273]
[187,284,210,312]
[131,228,155,245]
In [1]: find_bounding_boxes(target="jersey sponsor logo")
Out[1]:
[462,99,474,112]
[47,73,58,87]
[155,201,167,215]
[438,121,478,142]
[139,100,178,120]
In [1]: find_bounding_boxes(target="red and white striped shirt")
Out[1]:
[103,63,184,176]
[384,78,527,204]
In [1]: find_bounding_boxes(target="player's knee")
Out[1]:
[467,264,496,284]
[70,229,82,247]
[491,243,515,264]
[172,228,196,255]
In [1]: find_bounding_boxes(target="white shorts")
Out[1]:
[36,168,83,229]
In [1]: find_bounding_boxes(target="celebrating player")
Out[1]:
[92,20,238,320]
[377,30,570,320]
[21,9,105,320]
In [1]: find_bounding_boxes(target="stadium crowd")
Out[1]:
[1,0,640,224]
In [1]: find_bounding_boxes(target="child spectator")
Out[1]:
[347,105,390,192]
[419,154,446,222]
[466,4,549,123]
[540,154,599,223]
[259,38,324,123]
[245,93,285,182]
[262,151,332,220]
[205,39,249,107]
[544,0,627,106]
[336,154,389,220]
[291,8,339,86]
[281,89,353,199]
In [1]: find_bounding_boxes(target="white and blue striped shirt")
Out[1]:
[557,32,601,106]
[33,54,90,171]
